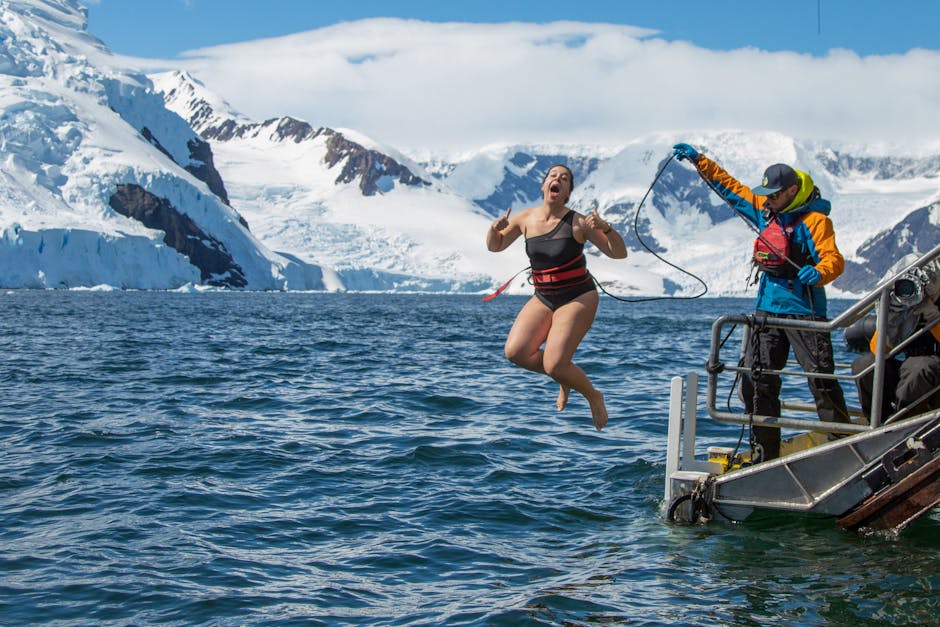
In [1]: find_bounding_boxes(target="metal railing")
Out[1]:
[704,242,940,436]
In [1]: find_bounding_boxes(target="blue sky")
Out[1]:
[82,1,940,154]
[86,0,938,59]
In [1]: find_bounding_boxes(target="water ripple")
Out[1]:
[1,292,938,625]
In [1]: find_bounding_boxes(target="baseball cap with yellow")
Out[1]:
[752,163,800,196]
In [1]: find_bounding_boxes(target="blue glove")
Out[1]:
[672,143,700,162]
[798,265,821,286]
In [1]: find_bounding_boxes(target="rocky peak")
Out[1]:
[816,151,940,181]
[837,200,940,292]
[152,70,430,196]
[322,130,428,195]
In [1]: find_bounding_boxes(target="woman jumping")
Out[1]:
[485,165,627,429]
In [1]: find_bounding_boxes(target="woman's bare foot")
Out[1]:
[556,384,570,411]
[587,390,608,430]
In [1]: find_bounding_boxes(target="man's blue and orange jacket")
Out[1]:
[690,154,844,318]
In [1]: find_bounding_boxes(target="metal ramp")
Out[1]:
[711,413,936,519]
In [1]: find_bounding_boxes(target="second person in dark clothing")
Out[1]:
[853,257,940,422]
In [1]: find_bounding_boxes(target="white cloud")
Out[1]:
[155,18,940,155]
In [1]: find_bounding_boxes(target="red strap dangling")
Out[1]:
[483,267,530,302]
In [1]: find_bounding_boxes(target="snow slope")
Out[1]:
[0,0,324,289]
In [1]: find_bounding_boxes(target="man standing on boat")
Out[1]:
[672,143,851,460]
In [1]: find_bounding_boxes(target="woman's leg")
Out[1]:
[542,291,607,429]
[503,298,574,412]
[503,296,553,374]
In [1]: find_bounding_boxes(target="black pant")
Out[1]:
[853,352,940,419]
[741,313,850,460]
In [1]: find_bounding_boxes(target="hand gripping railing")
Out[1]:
[704,242,940,435]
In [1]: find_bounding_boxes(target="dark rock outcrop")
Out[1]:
[139,126,241,226]
[835,201,940,293]
[109,184,247,288]
[184,136,232,208]
[816,151,940,181]
[199,113,429,196]
[158,72,430,197]
[322,131,428,195]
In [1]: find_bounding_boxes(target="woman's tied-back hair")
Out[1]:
[542,164,574,203]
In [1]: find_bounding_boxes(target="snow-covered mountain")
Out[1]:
[3,0,939,295]
[572,135,940,295]
[0,0,326,290]
[155,63,940,296]
[151,69,503,293]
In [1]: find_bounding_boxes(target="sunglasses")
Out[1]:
[766,187,793,201]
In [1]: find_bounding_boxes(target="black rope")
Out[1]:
[666,493,693,523]
[596,152,709,303]
[666,476,720,524]
[727,357,748,465]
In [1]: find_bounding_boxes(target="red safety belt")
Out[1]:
[483,254,588,301]
[531,254,587,288]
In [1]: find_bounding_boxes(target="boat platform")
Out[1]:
[665,244,940,534]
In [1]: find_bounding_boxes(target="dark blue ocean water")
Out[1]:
[1,291,938,626]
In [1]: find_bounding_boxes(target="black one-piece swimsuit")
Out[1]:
[524,211,596,311]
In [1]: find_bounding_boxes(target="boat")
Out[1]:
[664,244,940,534]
